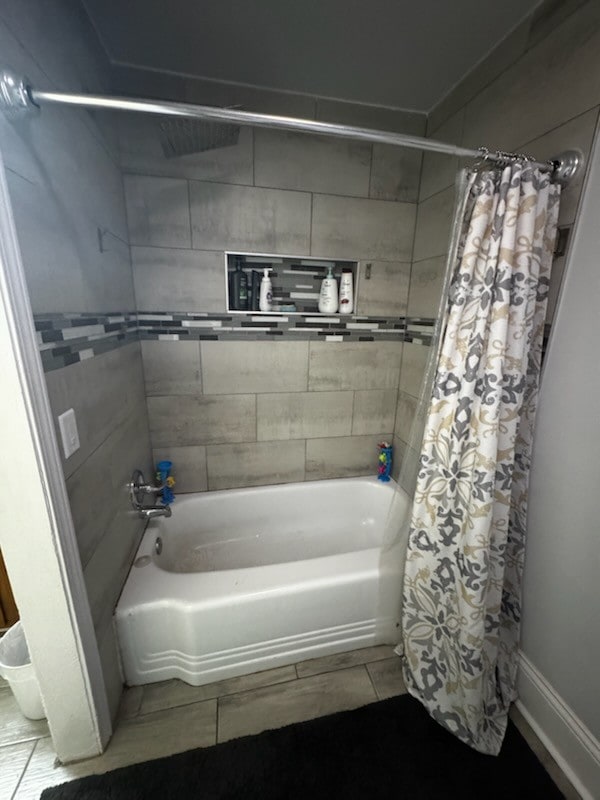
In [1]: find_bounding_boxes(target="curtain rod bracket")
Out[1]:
[0,67,37,119]
[551,150,583,185]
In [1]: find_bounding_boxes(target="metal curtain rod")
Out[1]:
[0,67,582,183]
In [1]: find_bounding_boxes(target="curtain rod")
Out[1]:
[0,67,582,184]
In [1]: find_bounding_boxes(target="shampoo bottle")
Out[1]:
[318,266,338,313]
[259,268,273,311]
[230,258,248,310]
[339,268,354,314]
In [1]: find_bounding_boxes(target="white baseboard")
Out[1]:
[517,651,600,800]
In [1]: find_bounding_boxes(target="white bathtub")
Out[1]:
[115,476,410,687]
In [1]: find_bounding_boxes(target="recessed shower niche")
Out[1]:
[225,252,360,314]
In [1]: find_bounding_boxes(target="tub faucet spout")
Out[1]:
[138,504,172,520]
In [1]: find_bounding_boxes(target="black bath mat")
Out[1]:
[41,694,565,799]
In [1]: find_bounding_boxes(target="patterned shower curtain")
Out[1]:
[401,162,560,755]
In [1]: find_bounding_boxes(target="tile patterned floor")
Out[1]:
[0,648,582,799]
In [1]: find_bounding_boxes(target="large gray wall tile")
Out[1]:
[254,129,371,196]
[311,194,416,260]
[201,341,309,394]
[355,261,410,316]
[124,175,191,247]
[118,116,254,185]
[399,342,431,399]
[352,389,398,435]
[462,4,600,153]
[147,394,255,447]
[190,182,311,253]
[44,343,147,480]
[519,108,599,227]
[206,440,305,490]
[66,412,150,569]
[394,391,419,444]
[2,84,133,313]
[412,186,455,262]
[133,247,226,312]
[306,434,391,480]
[408,256,447,318]
[257,391,353,440]
[151,445,207,493]
[370,145,422,202]
[141,340,201,395]
[309,342,402,391]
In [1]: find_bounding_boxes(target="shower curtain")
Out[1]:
[401,162,560,755]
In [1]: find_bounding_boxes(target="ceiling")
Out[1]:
[82,0,542,112]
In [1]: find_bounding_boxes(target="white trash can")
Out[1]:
[0,621,46,720]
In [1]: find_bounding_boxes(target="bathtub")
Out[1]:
[115,476,410,687]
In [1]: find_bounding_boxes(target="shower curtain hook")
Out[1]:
[473,146,491,170]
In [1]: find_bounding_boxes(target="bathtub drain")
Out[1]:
[155,537,162,556]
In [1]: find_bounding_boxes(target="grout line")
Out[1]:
[418,181,455,205]
[364,663,380,701]
[367,142,375,199]
[308,193,314,255]
[411,252,449,266]
[11,737,38,800]
[215,697,221,745]
[251,126,256,187]
[186,180,193,248]
[303,437,307,482]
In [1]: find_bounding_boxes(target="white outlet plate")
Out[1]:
[58,408,80,459]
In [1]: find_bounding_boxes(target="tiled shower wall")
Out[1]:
[115,96,429,490]
[0,0,152,719]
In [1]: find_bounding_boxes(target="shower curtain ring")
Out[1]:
[473,146,490,170]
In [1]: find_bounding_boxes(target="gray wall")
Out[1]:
[0,1,152,719]
[422,0,600,744]
[114,78,427,490]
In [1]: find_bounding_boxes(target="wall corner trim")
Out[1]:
[516,650,600,800]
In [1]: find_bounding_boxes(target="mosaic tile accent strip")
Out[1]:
[404,317,436,345]
[34,311,439,372]
[137,311,406,342]
[34,313,138,372]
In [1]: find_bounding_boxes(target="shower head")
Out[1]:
[158,116,240,158]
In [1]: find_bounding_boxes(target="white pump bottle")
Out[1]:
[259,268,273,312]
[318,267,338,313]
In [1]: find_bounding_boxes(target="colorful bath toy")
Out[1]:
[377,442,392,482]
[156,460,176,504]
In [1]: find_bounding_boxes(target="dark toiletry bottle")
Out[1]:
[231,258,248,310]
[251,271,262,311]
